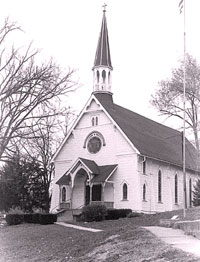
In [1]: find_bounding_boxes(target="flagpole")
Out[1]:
[183,0,187,218]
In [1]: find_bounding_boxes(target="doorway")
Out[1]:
[85,185,90,205]
[92,184,102,201]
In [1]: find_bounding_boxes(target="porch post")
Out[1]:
[59,186,61,209]
[89,183,93,204]
[70,183,73,209]
[102,182,105,203]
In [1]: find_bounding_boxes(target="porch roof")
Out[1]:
[79,158,100,174]
[80,158,117,182]
[92,164,117,183]
[56,158,117,185]
[56,173,71,185]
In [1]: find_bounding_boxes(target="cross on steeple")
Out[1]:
[102,3,107,12]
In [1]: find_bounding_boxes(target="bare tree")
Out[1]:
[0,18,77,161]
[151,54,200,153]
[19,117,56,211]
[16,108,76,211]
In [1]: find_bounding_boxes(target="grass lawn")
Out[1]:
[1,216,200,262]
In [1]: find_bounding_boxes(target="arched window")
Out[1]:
[108,71,111,84]
[91,116,98,126]
[123,183,128,200]
[92,117,95,126]
[102,70,106,83]
[158,170,162,202]
[83,131,106,148]
[142,160,146,174]
[175,174,178,204]
[97,70,100,83]
[62,187,66,202]
[143,184,146,201]
[189,178,192,207]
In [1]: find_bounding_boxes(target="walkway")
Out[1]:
[144,226,200,258]
[55,222,103,232]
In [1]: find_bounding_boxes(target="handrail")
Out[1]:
[50,199,71,213]
[71,204,84,216]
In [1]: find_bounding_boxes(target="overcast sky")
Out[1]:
[1,0,200,128]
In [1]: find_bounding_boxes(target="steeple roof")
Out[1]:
[93,10,112,69]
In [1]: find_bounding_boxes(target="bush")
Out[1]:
[33,213,40,224]
[6,212,57,225]
[8,206,24,214]
[23,213,40,223]
[23,214,33,223]
[6,214,24,225]
[82,204,107,222]
[39,214,57,225]
[106,209,132,220]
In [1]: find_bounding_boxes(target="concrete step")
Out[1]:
[57,209,82,222]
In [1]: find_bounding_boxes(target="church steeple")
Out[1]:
[93,5,113,94]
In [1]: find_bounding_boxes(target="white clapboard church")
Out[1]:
[50,9,199,214]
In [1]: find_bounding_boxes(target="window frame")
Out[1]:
[142,160,146,175]
[175,174,178,204]
[158,170,162,203]
[143,184,146,201]
[189,178,192,207]
[91,116,99,126]
[122,183,128,200]
[83,131,106,149]
[61,186,67,203]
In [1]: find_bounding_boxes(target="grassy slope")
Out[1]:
[1,215,200,262]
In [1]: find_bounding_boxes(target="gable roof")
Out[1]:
[94,93,199,172]
[79,158,100,174]
[92,164,117,183]
[79,158,117,183]
[56,173,71,185]
[56,157,117,185]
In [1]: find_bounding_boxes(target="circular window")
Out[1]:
[87,136,102,154]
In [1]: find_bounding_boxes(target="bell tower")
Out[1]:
[93,5,113,94]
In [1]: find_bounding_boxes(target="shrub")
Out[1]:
[23,213,40,223]
[39,214,57,225]
[32,207,45,214]
[106,209,132,220]
[6,214,24,225]
[8,206,24,214]
[32,213,40,224]
[23,214,33,223]
[82,204,107,222]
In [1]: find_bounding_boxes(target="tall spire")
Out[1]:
[93,5,113,94]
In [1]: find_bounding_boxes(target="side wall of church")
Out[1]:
[112,153,141,211]
[139,158,198,213]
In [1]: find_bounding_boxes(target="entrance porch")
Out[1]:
[55,157,117,211]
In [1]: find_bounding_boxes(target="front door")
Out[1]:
[92,184,102,201]
[85,185,90,205]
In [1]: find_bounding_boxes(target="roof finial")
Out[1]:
[102,3,107,13]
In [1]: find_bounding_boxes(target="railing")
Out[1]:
[59,202,70,210]
[50,199,71,213]
[51,201,114,214]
